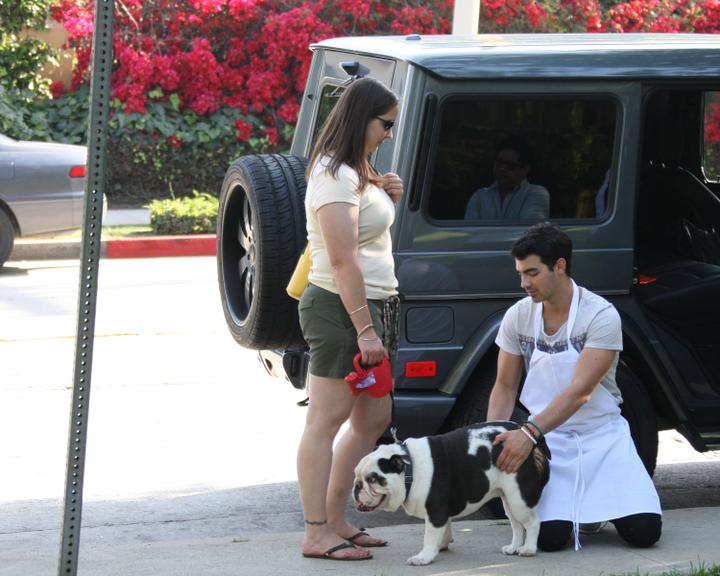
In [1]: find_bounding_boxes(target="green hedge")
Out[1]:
[0,84,88,142]
[147,191,218,235]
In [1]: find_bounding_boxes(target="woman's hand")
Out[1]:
[378,172,404,204]
[357,329,387,367]
[492,429,534,473]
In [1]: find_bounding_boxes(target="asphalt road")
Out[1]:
[1,257,719,555]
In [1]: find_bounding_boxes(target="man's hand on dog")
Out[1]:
[493,429,535,473]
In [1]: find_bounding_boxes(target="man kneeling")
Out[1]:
[487,222,662,551]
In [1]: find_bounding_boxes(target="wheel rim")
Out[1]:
[222,182,256,325]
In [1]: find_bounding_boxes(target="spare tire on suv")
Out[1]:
[216,154,308,350]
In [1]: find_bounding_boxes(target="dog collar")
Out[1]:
[398,442,413,502]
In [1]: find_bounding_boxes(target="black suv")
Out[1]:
[217,33,720,474]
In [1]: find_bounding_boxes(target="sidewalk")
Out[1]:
[8,208,215,261]
[4,508,719,576]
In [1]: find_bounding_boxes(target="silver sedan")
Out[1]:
[0,133,88,266]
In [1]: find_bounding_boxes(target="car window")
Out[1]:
[425,96,618,223]
[702,91,720,182]
[310,84,345,151]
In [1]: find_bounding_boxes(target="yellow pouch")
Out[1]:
[286,243,312,300]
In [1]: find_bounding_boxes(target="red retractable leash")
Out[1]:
[345,353,393,398]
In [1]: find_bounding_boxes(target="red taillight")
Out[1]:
[405,361,437,378]
[69,165,86,178]
[638,275,657,285]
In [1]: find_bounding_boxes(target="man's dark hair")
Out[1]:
[511,222,572,275]
[497,136,533,167]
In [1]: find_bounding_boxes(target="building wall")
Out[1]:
[22,19,75,88]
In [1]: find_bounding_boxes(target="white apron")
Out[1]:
[519,281,661,549]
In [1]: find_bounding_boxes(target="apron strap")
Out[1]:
[533,280,580,348]
[570,431,584,551]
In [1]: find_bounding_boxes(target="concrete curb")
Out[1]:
[9,235,216,261]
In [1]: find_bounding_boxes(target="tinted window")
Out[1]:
[310,84,345,150]
[703,91,720,182]
[427,97,617,223]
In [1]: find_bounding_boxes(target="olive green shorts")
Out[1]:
[298,283,386,379]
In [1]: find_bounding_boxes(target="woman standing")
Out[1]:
[297,78,403,561]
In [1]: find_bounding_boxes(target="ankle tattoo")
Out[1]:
[304,519,327,526]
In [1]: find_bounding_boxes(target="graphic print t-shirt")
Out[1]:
[496,287,624,402]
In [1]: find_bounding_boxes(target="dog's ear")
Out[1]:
[379,455,406,475]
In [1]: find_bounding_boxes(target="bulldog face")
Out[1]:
[353,444,408,513]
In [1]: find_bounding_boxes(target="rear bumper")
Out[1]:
[389,392,456,440]
[258,348,309,390]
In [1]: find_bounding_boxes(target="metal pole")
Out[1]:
[57,1,115,574]
[452,0,481,34]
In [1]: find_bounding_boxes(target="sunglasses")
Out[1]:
[375,117,395,131]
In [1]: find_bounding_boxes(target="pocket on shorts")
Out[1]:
[298,295,314,336]
[298,296,314,311]
[298,288,354,342]
[311,289,353,330]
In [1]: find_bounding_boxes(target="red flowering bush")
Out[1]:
[51,1,450,134]
[50,0,451,198]
[477,0,720,34]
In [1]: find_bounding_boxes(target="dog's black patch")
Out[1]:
[424,424,493,528]
[516,447,550,508]
[365,472,387,487]
[424,422,549,528]
[379,455,405,475]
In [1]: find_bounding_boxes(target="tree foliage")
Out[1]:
[0,0,55,92]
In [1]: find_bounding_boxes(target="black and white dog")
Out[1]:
[353,422,550,565]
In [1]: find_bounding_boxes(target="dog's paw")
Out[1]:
[517,545,537,557]
[501,544,518,555]
[406,553,435,566]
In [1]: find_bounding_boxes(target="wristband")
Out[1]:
[524,420,545,439]
[519,425,538,446]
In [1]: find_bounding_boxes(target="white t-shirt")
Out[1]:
[496,287,624,402]
[305,157,398,300]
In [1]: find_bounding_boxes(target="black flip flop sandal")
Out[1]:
[346,528,388,548]
[302,541,372,561]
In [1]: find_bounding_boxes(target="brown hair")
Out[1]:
[307,77,398,192]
